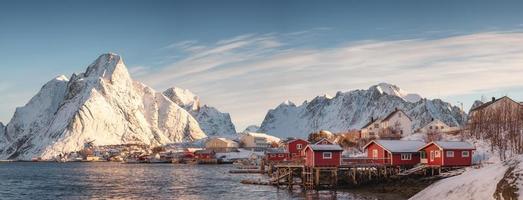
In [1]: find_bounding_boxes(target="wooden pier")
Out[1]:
[241,161,465,190]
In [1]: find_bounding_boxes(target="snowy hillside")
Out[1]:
[163,87,237,136]
[411,156,523,200]
[0,53,207,160]
[259,83,466,138]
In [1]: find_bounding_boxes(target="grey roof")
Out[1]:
[372,140,425,153]
[265,148,287,154]
[433,141,475,150]
[308,144,343,151]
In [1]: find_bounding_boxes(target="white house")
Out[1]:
[205,137,239,152]
[418,119,459,134]
[240,132,281,150]
[360,108,413,139]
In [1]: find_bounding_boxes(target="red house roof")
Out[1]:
[419,141,475,151]
[363,140,425,153]
[306,144,343,151]
[286,138,309,144]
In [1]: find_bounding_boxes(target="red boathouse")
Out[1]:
[304,144,343,167]
[265,148,289,162]
[286,139,310,160]
[194,150,216,159]
[363,140,425,166]
[419,141,475,166]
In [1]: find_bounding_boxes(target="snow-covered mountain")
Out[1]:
[259,83,466,138]
[0,53,207,160]
[163,87,237,136]
[375,83,422,103]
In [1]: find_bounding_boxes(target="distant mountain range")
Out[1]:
[0,53,235,160]
[258,83,467,138]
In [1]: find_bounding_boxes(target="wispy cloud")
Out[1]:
[135,30,523,130]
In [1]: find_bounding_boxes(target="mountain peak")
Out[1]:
[371,82,422,103]
[163,87,200,111]
[54,75,69,82]
[84,53,130,82]
[280,100,296,107]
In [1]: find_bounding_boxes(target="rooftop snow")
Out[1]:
[243,132,281,143]
[308,144,343,151]
[265,148,287,153]
[434,141,475,150]
[373,140,425,153]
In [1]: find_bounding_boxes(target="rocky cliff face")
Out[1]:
[163,87,237,136]
[0,53,206,160]
[259,83,466,138]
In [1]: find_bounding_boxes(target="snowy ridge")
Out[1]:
[259,83,466,138]
[0,53,207,160]
[374,83,422,103]
[163,87,200,111]
[162,88,237,137]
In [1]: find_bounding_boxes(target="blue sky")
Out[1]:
[1,1,523,129]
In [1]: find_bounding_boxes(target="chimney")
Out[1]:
[395,107,398,111]
[431,118,434,121]
[370,117,374,122]
[492,97,496,102]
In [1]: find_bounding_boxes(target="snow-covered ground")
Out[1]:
[411,161,509,200]
[410,137,516,200]
[215,148,264,161]
[411,155,523,200]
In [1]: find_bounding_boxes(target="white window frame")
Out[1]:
[296,144,302,150]
[462,151,470,157]
[435,150,441,158]
[323,152,332,159]
[278,154,284,158]
[400,153,412,160]
[372,149,378,158]
[270,154,275,158]
[446,151,454,157]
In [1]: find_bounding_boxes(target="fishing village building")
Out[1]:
[419,141,475,166]
[363,140,425,166]
[240,132,281,150]
[205,138,239,153]
[265,148,288,163]
[303,144,343,167]
[360,108,413,139]
[285,139,309,160]
[417,118,459,134]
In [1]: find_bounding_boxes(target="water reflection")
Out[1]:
[0,162,402,200]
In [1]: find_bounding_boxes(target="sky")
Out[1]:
[1,0,523,130]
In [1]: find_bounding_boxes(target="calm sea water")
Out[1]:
[0,162,403,200]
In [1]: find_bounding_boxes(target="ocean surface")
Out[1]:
[0,162,404,200]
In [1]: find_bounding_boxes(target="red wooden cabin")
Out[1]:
[265,148,289,162]
[419,141,475,166]
[286,139,309,160]
[194,150,216,159]
[363,140,425,166]
[304,144,343,167]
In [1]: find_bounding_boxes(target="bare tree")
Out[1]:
[468,98,523,160]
